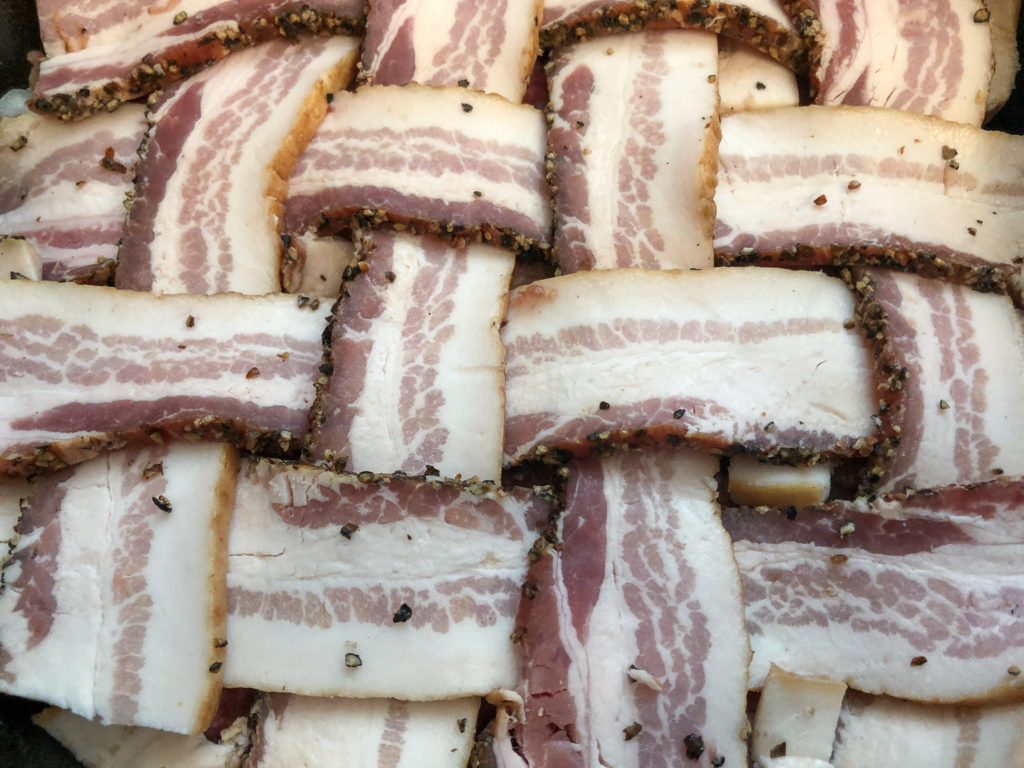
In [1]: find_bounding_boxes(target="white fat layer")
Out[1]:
[256,695,478,768]
[504,268,875,445]
[33,707,248,768]
[0,238,42,280]
[986,0,1022,117]
[345,236,511,481]
[0,479,27,549]
[718,40,799,114]
[282,233,352,297]
[716,106,1024,261]
[728,457,832,508]
[832,695,1024,768]
[752,665,847,762]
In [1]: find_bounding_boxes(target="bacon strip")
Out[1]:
[502,267,877,464]
[0,105,146,282]
[116,36,360,295]
[361,0,542,102]
[807,0,993,125]
[714,106,1024,295]
[309,229,513,481]
[283,84,552,253]
[0,280,328,476]
[547,30,718,273]
[718,38,799,114]
[224,460,550,698]
[514,447,749,767]
[0,443,237,733]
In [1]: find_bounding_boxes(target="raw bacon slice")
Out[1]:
[718,38,800,114]
[0,443,237,733]
[360,0,542,103]
[0,280,328,476]
[547,30,718,273]
[223,460,551,698]
[117,36,360,295]
[245,694,478,767]
[280,231,353,297]
[283,84,552,253]
[807,0,994,125]
[309,229,513,481]
[502,267,877,464]
[0,104,146,282]
[831,691,1024,767]
[865,269,1024,494]
[714,106,1024,295]
[513,447,749,767]
[751,666,846,766]
[728,481,1024,702]
[31,1,366,121]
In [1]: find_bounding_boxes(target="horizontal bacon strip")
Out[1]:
[512,447,749,767]
[0,104,146,282]
[224,459,551,698]
[361,0,542,102]
[116,36,360,295]
[0,443,236,733]
[502,267,877,464]
[547,29,718,273]
[714,106,1024,295]
[283,84,552,253]
[309,229,513,481]
[0,280,328,476]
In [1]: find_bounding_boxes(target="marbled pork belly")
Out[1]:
[831,691,1024,767]
[863,269,1024,494]
[0,104,146,282]
[309,229,513,481]
[31,0,366,121]
[714,106,1024,294]
[727,480,1024,702]
[223,459,551,698]
[0,443,237,733]
[0,280,328,476]
[283,84,551,253]
[547,30,718,273]
[502,267,877,464]
[807,0,993,125]
[360,0,542,103]
[508,448,749,768]
[245,694,478,767]
[117,36,360,295]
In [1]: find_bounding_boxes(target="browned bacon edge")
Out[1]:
[538,0,811,73]
[29,7,366,122]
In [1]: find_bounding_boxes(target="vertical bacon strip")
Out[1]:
[309,229,513,481]
[361,0,542,103]
[515,447,749,767]
[547,30,718,273]
[117,36,360,295]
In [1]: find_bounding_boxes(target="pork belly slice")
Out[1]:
[751,666,846,766]
[727,456,832,508]
[280,231,353,297]
[502,267,877,464]
[718,38,799,114]
[865,269,1024,494]
[0,104,146,282]
[224,460,550,698]
[309,229,513,481]
[832,692,1024,767]
[246,694,478,767]
[728,482,1024,702]
[31,1,366,121]
[547,30,718,273]
[714,106,1024,292]
[116,36,360,295]
[0,443,237,732]
[807,0,993,125]
[361,0,542,103]
[512,447,749,767]
[283,84,552,252]
[0,280,327,477]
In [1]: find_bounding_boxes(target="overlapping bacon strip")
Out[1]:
[547,30,719,273]
[309,229,513,481]
[224,460,551,698]
[502,267,877,464]
[117,36,360,295]
[0,280,328,476]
